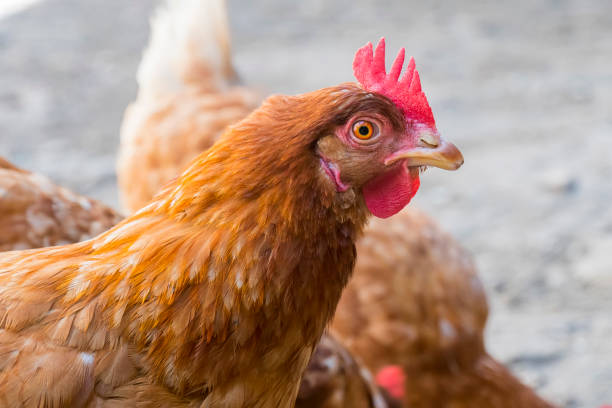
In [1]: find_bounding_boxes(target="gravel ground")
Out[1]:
[1,0,611,406]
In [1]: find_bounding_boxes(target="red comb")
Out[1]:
[375,365,406,400]
[353,38,436,129]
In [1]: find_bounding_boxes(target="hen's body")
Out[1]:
[331,209,555,408]
[0,158,121,252]
[0,157,392,408]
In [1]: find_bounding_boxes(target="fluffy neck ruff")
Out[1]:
[147,88,372,312]
[143,89,371,330]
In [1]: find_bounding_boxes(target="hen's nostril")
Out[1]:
[419,138,438,148]
[418,131,439,148]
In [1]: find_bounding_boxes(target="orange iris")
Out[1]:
[352,120,374,140]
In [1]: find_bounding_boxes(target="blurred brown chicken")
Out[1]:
[0,157,121,251]
[331,209,556,408]
[117,0,259,212]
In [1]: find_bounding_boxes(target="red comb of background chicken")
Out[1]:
[375,365,406,401]
[353,38,436,129]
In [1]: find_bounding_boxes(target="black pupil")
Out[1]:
[358,125,370,136]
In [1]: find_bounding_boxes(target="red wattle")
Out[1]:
[362,164,420,219]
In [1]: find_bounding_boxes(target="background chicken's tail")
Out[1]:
[136,0,236,101]
[118,0,259,213]
[0,157,27,173]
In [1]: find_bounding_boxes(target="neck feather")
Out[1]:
[83,97,370,350]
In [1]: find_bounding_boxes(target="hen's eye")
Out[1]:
[352,120,376,140]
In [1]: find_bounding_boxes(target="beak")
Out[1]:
[384,133,464,171]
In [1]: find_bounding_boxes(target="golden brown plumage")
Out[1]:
[0,157,121,252]
[331,209,555,408]
[0,94,345,407]
[117,0,259,213]
[0,158,389,408]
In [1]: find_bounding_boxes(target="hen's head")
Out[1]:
[180,39,462,223]
[313,38,463,218]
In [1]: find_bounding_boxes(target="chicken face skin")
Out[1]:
[313,86,462,219]
[316,109,405,195]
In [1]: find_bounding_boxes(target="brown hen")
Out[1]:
[0,24,462,408]
[0,158,393,408]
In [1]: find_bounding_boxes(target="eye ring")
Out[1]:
[351,120,377,141]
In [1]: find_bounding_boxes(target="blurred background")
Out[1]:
[0,0,610,406]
